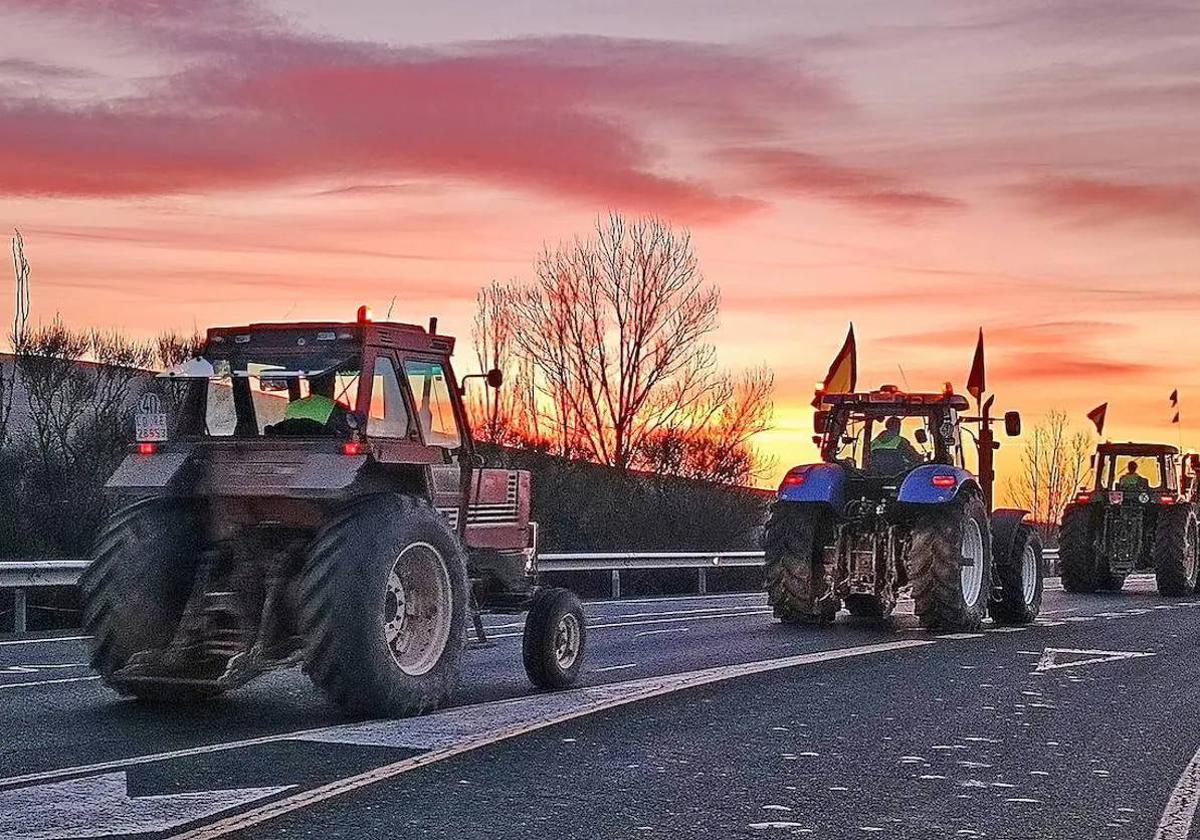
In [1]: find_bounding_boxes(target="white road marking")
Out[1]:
[634,628,688,638]
[481,609,772,640]
[167,639,934,839]
[0,772,291,839]
[0,636,91,648]
[939,633,985,640]
[0,663,88,674]
[1034,648,1156,672]
[988,627,1026,634]
[1156,746,1200,840]
[591,663,638,673]
[0,676,100,691]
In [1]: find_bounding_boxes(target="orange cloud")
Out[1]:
[1017,177,1200,231]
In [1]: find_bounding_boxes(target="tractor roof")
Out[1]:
[205,319,455,356]
[1097,441,1178,457]
[821,385,970,411]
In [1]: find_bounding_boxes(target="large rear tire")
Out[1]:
[909,495,991,632]
[762,502,839,625]
[1059,506,1099,593]
[989,525,1043,625]
[299,494,468,718]
[1153,505,1200,596]
[81,499,220,703]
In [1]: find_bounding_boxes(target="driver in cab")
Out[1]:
[869,416,922,475]
[1116,461,1151,493]
[279,371,350,434]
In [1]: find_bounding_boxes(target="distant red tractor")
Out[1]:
[81,312,586,716]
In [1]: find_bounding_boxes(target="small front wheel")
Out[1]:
[522,588,586,690]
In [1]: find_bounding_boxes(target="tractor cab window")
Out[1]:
[403,359,462,449]
[366,355,411,438]
[1101,456,1166,491]
[832,411,942,473]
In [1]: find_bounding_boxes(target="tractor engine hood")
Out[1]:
[106,441,368,498]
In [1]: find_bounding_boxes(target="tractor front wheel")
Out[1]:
[1153,505,1200,596]
[989,525,1043,625]
[522,587,587,690]
[763,503,839,626]
[299,494,468,717]
[908,495,991,632]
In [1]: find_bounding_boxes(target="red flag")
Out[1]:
[813,324,856,407]
[1087,403,1107,435]
[1170,389,1179,406]
[1173,412,1180,424]
[966,328,985,401]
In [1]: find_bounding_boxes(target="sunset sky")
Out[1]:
[1,0,1198,486]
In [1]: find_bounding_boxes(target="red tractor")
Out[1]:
[81,311,586,716]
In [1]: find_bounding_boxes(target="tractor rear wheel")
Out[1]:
[1059,507,1100,593]
[989,525,1043,625]
[1153,505,1200,596]
[763,503,839,625]
[81,499,220,703]
[908,495,991,632]
[299,494,468,717]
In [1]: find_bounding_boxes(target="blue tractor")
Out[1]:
[764,385,1043,631]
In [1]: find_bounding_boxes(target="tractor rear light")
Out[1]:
[357,305,373,324]
[781,469,807,487]
[1160,494,1176,505]
[342,441,365,456]
[930,474,957,488]
[1075,491,1093,504]
[136,442,157,456]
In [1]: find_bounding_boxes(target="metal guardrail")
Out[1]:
[0,549,1062,633]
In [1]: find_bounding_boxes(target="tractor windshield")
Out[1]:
[161,330,364,438]
[1098,455,1168,492]
[826,405,961,474]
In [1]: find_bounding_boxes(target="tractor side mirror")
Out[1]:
[486,368,503,389]
[813,410,829,434]
[914,428,929,445]
[1003,411,1021,437]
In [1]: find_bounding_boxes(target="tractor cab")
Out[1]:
[1084,442,1180,501]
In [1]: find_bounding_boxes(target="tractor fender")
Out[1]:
[105,448,192,495]
[896,465,978,505]
[990,508,1032,566]
[776,463,847,512]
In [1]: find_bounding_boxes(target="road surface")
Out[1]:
[3,576,1200,839]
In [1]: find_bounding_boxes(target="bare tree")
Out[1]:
[505,214,723,469]
[1,230,32,450]
[1006,409,1093,544]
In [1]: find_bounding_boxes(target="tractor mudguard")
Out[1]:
[897,465,978,505]
[106,449,192,494]
[990,508,1031,564]
[777,463,847,512]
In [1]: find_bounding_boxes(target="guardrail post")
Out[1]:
[697,567,707,595]
[13,588,27,635]
[610,569,621,599]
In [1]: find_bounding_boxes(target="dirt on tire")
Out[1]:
[762,502,839,625]
[908,494,991,632]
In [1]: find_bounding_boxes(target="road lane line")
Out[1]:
[0,635,91,647]
[1155,740,1200,840]
[481,608,772,639]
[591,663,638,673]
[0,676,99,691]
[634,628,688,638]
[168,638,934,840]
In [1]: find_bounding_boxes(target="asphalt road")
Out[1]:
[4,577,1200,839]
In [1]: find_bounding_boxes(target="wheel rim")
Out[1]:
[553,612,582,670]
[383,542,453,676]
[1021,542,1039,605]
[960,518,985,606]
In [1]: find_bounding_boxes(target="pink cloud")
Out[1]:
[1017,177,1200,231]
[720,147,964,216]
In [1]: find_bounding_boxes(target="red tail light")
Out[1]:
[1075,492,1093,504]
[342,441,365,456]
[1161,495,1176,505]
[136,442,157,456]
[781,469,807,487]
[931,474,957,488]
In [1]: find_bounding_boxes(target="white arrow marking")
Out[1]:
[1034,647,1155,672]
[0,772,291,839]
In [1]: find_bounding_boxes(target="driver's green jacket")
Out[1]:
[284,394,337,425]
[871,431,918,456]
[1116,474,1150,492]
